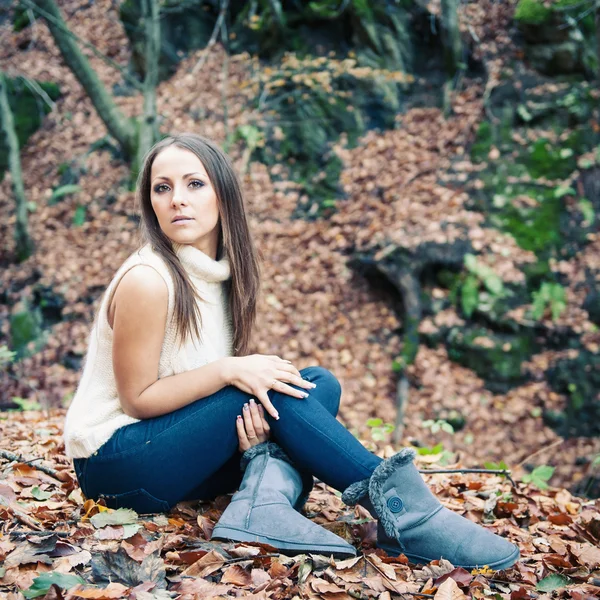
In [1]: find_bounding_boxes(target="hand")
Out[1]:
[237,399,270,452]
[223,355,316,420]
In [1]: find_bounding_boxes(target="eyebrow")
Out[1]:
[153,172,207,181]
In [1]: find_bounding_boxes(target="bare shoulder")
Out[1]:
[108,265,168,328]
[118,264,168,296]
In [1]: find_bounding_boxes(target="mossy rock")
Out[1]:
[120,0,215,80]
[545,350,600,437]
[0,77,61,180]
[10,299,44,358]
[444,325,536,393]
[515,0,587,28]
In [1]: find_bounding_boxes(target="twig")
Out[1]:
[19,75,57,111]
[224,552,280,564]
[4,505,44,531]
[419,468,510,475]
[9,529,71,538]
[0,449,61,480]
[419,468,517,487]
[515,439,563,470]
[191,0,230,75]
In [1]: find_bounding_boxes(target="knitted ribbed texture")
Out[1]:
[63,243,233,459]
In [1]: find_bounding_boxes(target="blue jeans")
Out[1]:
[73,366,382,514]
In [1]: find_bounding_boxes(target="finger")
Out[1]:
[276,368,315,390]
[248,399,264,437]
[236,415,250,451]
[258,405,271,436]
[271,378,309,400]
[257,392,280,420]
[275,362,302,378]
[242,403,257,439]
[268,355,294,366]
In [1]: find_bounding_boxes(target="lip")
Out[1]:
[171,216,194,224]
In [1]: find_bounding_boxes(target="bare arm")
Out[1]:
[111,265,234,420]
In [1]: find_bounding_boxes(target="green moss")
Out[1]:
[471,121,493,163]
[446,326,535,392]
[0,78,61,181]
[500,189,562,254]
[515,0,584,25]
[10,302,43,358]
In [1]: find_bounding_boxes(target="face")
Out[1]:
[150,145,221,257]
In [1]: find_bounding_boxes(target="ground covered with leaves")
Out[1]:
[2,0,600,596]
[1,409,600,599]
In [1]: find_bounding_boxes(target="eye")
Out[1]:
[153,183,170,193]
[189,180,204,189]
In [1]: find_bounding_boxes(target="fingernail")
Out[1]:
[310,383,317,388]
[237,415,242,420]
[249,398,256,405]
[275,413,280,420]
[301,392,309,398]
[243,403,249,411]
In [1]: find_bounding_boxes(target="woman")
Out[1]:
[64,133,519,568]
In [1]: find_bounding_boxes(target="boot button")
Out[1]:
[387,496,404,513]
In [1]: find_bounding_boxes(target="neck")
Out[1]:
[171,242,231,283]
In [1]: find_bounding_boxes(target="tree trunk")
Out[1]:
[33,0,137,159]
[136,0,160,174]
[440,0,463,77]
[0,73,34,262]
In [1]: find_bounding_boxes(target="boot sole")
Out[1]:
[212,525,357,558]
[377,542,520,571]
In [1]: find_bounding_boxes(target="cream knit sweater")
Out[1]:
[63,242,233,459]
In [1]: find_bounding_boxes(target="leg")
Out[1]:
[267,366,382,492]
[77,386,255,511]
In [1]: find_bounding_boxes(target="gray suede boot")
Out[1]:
[342,449,520,570]
[211,442,356,558]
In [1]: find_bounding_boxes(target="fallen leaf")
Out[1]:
[433,577,467,600]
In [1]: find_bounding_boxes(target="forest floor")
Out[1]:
[1,0,600,597]
[1,408,600,600]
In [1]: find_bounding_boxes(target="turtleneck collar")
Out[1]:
[172,242,231,283]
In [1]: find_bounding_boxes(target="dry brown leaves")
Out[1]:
[0,0,598,531]
[1,410,600,599]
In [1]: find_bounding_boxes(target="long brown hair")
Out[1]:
[136,133,261,356]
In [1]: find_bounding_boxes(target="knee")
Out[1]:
[301,366,341,416]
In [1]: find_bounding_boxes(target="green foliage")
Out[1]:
[536,573,571,592]
[530,282,566,321]
[12,2,35,32]
[522,464,555,490]
[90,508,139,528]
[24,572,85,599]
[484,460,509,471]
[415,443,445,455]
[366,417,395,442]
[72,205,87,227]
[0,345,16,368]
[579,198,595,225]
[0,76,61,181]
[514,0,586,25]
[471,121,493,163]
[9,302,43,358]
[31,486,53,501]
[421,419,454,435]
[458,254,506,318]
[11,397,42,411]
[49,184,81,205]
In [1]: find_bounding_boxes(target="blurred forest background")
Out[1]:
[2,0,600,502]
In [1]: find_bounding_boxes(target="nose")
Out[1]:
[171,185,187,207]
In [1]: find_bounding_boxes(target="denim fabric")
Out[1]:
[72,366,382,514]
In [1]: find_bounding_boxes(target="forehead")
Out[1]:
[151,146,208,178]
